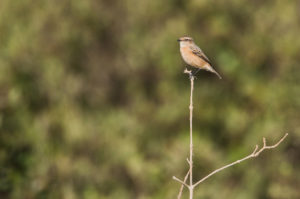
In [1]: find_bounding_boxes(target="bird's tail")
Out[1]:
[206,66,222,79]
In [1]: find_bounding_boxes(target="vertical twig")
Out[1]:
[172,69,195,199]
[187,71,194,199]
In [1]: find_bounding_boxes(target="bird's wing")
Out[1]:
[190,45,212,65]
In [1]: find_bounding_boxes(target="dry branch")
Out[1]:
[173,68,288,199]
[176,170,190,199]
[193,133,288,188]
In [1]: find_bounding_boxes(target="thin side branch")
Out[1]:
[172,176,190,188]
[253,134,288,157]
[186,158,191,164]
[177,170,190,199]
[193,133,288,188]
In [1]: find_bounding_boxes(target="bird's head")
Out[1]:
[177,36,194,47]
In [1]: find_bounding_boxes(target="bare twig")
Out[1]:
[186,158,190,164]
[193,133,288,188]
[177,170,190,199]
[173,68,288,198]
[253,134,288,157]
[184,69,194,199]
[173,176,189,188]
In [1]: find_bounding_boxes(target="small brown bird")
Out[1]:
[177,36,222,79]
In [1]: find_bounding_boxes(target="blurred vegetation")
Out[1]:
[0,0,300,198]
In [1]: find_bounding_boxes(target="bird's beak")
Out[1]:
[177,39,181,42]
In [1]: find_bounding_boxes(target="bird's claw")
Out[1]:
[189,73,197,80]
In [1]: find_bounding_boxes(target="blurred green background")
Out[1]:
[0,0,299,198]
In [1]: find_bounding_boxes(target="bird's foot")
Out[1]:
[189,73,197,80]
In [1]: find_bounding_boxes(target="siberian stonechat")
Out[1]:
[178,36,222,79]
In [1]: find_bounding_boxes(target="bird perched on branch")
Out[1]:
[177,36,222,79]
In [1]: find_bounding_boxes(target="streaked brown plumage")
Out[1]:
[177,36,222,79]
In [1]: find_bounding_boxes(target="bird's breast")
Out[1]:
[180,47,207,68]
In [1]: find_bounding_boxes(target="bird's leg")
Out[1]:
[192,68,201,76]
[187,67,196,79]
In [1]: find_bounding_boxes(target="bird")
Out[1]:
[177,36,222,79]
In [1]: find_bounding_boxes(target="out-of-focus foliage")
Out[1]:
[0,0,299,198]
